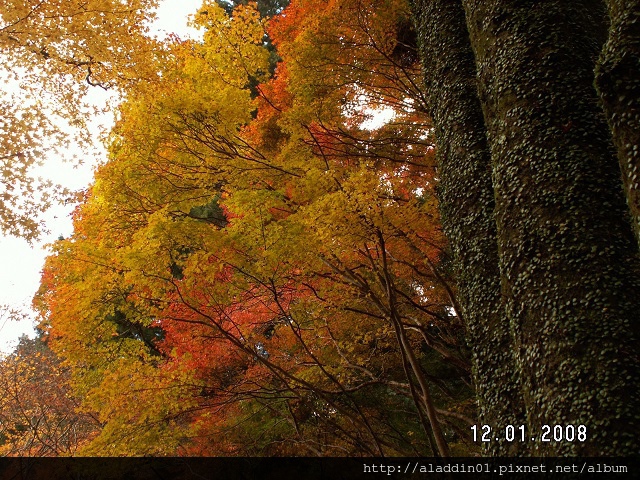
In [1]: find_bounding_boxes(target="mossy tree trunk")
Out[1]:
[460,0,640,455]
[596,0,640,247]
[410,0,525,456]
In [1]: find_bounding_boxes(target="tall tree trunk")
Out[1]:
[410,0,526,456]
[462,0,640,455]
[596,0,640,246]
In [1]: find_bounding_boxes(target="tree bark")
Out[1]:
[596,0,640,247]
[462,0,640,455]
[410,0,526,456]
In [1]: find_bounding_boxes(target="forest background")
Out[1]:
[0,0,638,458]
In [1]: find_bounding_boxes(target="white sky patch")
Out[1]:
[0,0,204,353]
[342,87,397,131]
[360,105,396,131]
[148,0,204,41]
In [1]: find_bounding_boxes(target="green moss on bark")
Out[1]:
[410,0,526,456]
[596,0,640,247]
[462,0,640,455]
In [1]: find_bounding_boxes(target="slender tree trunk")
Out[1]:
[461,0,640,455]
[410,0,525,456]
[596,0,640,246]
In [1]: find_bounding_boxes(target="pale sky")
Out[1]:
[0,0,204,353]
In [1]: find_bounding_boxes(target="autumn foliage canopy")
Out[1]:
[24,0,476,456]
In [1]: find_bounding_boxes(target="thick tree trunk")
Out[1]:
[596,0,640,246]
[410,0,525,456]
[462,0,640,455]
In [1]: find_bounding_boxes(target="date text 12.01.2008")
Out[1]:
[471,424,587,444]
